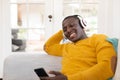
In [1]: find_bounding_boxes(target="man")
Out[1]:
[43,15,117,80]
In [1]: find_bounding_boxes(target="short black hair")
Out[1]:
[62,15,84,29]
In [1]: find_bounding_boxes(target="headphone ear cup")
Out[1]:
[78,16,87,28]
[81,18,87,28]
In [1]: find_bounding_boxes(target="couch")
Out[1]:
[3,41,120,80]
[3,53,61,80]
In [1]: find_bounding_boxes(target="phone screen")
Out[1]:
[34,68,49,77]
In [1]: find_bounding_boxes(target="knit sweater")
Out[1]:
[44,30,116,80]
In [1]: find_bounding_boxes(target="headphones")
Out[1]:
[63,15,87,29]
[75,15,87,29]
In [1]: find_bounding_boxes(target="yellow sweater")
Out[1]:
[44,30,116,80]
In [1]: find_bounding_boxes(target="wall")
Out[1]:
[112,0,120,38]
[0,1,3,78]
[98,0,120,38]
[0,0,11,78]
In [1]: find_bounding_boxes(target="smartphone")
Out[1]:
[34,68,49,77]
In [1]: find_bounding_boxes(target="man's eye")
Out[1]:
[63,29,67,32]
[70,24,74,27]
[63,28,67,32]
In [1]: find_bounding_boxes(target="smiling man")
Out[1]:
[43,15,116,80]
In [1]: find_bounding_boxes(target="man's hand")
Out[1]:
[40,71,67,80]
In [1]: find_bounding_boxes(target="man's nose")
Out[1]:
[67,27,72,33]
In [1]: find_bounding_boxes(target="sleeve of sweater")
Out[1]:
[44,30,65,56]
[67,34,117,80]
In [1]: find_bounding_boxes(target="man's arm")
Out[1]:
[44,30,64,56]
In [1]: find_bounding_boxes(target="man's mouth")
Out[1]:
[69,33,76,39]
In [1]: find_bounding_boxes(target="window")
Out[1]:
[10,0,45,53]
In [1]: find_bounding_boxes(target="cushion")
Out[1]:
[106,38,119,80]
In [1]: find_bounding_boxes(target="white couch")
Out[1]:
[3,41,120,80]
[3,53,62,80]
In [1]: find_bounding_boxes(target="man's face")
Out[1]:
[62,17,84,42]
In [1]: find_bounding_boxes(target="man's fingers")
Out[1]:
[49,71,62,75]
[40,77,55,80]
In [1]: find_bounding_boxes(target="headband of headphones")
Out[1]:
[74,15,87,28]
[63,15,87,29]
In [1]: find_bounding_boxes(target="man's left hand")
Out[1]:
[40,71,67,80]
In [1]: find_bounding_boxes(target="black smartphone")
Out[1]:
[34,68,49,77]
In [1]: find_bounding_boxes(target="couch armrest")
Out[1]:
[3,53,61,80]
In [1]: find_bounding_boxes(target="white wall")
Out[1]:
[98,0,120,38]
[112,0,120,38]
[0,1,3,78]
[0,0,11,78]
